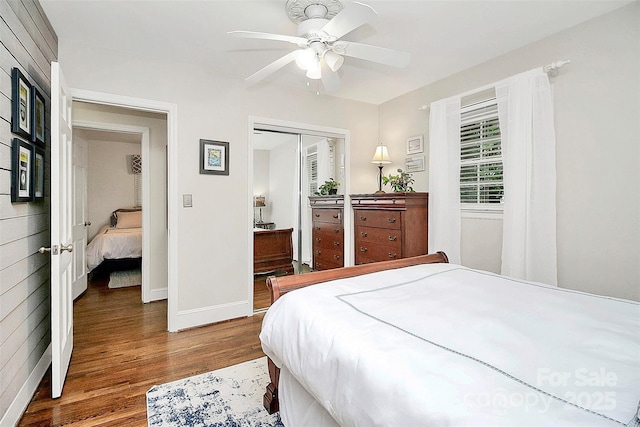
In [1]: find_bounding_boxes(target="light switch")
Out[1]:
[183,194,193,208]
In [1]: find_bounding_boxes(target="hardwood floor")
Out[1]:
[18,271,266,426]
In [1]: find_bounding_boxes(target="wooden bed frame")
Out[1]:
[262,251,449,414]
[254,228,294,275]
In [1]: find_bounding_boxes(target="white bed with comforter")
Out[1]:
[260,260,640,426]
[86,225,142,272]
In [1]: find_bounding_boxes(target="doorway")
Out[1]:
[250,117,351,312]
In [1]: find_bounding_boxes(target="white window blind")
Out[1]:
[306,146,318,196]
[459,95,503,208]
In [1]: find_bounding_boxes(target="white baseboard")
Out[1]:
[1,343,51,427]
[147,287,168,302]
[176,300,249,331]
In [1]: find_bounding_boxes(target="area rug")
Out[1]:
[146,357,283,427]
[108,269,142,288]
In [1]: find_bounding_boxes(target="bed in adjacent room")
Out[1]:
[254,227,294,275]
[87,208,142,272]
[260,253,640,426]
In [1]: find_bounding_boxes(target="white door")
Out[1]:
[49,61,74,398]
[72,138,88,299]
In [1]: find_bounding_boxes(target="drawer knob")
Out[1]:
[360,247,368,252]
[388,253,398,259]
[315,213,320,217]
[333,214,339,219]
[333,255,341,260]
[315,238,322,243]
[316,250,321,255]
[334,228,340,233]
[387,218,396,223]
[388,235,397,241]
[333,241,340,247]
[360,216,367,221]
[360,231,368,237]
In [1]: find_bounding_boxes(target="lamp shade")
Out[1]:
[371,145,392,164]
[324,50,344,72]
[253,196,266,207]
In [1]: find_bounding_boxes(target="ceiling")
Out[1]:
[41,0,631,105]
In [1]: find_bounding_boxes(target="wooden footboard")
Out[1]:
[254,228,294,275]
[262,251,449,414]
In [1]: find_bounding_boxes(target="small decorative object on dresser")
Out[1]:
[351,192,428,265]
[309,195,344,271]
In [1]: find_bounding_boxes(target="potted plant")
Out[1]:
[316,178,340,195]
[382,169,415,192]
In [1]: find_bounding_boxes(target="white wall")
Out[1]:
[253,150,270,224]
[379,3,640,301]
[82,132,141,241]
[57,41,379,328]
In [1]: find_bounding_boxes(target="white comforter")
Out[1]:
[260,263,640,426]
[86,226,142,271]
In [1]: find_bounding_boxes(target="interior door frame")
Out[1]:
[248,116,351,313]
[71,88,180,331]
[73,120,151,302]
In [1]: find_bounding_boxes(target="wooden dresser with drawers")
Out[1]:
[309,195,344,271]
[351,192,429,265]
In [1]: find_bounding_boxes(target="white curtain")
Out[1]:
[428,97,462,264]
[496,68,558,285]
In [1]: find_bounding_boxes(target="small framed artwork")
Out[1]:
[11,138,34,202]
[31,86,46,146]
[405,155,425,173]
[33,146,45,201]
[11,68,32,140]
[200,139,229,175]
[406,135,424,155]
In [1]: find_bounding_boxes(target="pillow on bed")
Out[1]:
[111,208,142,227]
[115,210,142,229]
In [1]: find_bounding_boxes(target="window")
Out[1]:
[306,146,318,196]
[459,92,503,209]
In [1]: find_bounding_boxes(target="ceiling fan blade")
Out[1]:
[246,50,300,85]
[321,62,341,93]
[321,1,377,39]
[228,30,307,46]
[337,41,410,68]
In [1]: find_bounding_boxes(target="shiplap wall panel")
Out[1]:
[0,0,56,423]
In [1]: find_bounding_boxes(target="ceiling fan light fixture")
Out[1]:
[306,63,322,79]
[295,47,316,70]
[324,50,344,72]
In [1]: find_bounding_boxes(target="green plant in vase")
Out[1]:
[382,169,415,192]
[316,178,340,195]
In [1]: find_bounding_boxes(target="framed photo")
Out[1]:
[32,86,46,146]
[11,138,34,202]
[406,135,424,155]
[33,146,45,201]
[11,68,32,140]
[200,139,229,175]
[405,155,425,173]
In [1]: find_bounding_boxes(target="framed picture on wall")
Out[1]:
[11,68,32,140]
[32,86,46,146]
[405,155,425,172]
[11,138,34,202]
[34,146,45,201]
[200,139,229,175]
[406,135,424,155]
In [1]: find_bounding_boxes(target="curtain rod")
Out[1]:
[418,59,571,111]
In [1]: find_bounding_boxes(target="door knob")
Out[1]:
[60,244,73,253]
[39,246,52,254]
[84,221,91,227]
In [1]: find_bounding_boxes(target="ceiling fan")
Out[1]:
[228,0,411,93]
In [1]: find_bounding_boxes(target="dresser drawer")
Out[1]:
[355,226,402,248]
[313,247,343,264]
[354,209,401,229]
[313,257,343,271]
[312,208,342,224]
[355,242,402,264]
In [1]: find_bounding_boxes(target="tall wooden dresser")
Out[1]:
[351,192,429,265]
[309,195,344,271]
